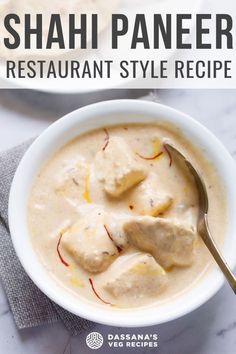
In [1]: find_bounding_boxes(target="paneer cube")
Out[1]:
[95,137,147,197]
[103,253,167,298]
[124,216,196,269]
[61,211,119,273]
[129,172,173,216]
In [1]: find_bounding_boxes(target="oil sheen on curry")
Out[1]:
[28,123,226,308]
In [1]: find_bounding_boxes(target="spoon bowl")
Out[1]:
[166,143,236,294]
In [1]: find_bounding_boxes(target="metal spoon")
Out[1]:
[165,143,236,294]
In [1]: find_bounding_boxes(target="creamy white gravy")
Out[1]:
[28,123,226,308]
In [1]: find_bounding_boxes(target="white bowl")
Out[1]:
[8,100,236,327]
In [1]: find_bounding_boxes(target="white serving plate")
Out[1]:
[0,0,203,93]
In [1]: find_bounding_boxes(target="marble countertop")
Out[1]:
[0,89,236,354]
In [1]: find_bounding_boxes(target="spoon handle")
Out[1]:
[199,215,236,294]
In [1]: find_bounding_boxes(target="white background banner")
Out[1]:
[0,0,236,90]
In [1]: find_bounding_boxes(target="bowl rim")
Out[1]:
[8,99,236,327]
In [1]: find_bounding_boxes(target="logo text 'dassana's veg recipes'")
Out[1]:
[86,332,159,350]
